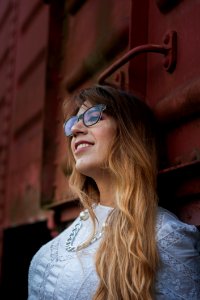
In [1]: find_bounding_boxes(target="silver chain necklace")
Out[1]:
[65,208,106,252]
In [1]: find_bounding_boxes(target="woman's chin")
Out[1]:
[75,161,104,179]
[75,162,95,177]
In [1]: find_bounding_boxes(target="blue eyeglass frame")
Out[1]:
[63,104,106,137]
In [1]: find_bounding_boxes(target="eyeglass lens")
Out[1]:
[64,104,105,137]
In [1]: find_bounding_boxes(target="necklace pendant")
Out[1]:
[80,209,89,221]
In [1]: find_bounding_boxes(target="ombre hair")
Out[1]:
[63,85,159,300]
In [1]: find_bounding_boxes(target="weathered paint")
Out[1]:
[0,0,200,290]
[0,0,50,229]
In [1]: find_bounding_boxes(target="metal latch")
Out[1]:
[98,31,177,84]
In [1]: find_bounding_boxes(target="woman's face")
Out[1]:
[70,101,117,178]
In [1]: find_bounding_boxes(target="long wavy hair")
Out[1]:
[63,85,159,300]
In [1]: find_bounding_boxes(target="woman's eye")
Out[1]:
[89,116,99,122]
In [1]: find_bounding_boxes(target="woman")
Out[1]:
[28,85,200,300]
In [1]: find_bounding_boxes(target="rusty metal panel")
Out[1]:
[1,0,198,240]
[63,0,130,92]
[128,0,200,224]
[0,0,50,228]
[165,118,200,166]
[147,1,200,103]
[38,0,70,211]
[146,1,200,225]
[96,0,200,224]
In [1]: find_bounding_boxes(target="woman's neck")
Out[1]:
[95,174,116,207]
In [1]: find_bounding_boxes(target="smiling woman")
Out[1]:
[70,101,117,185]
[28,85,200,300]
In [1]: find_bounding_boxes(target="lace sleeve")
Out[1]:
[155,208,200,300]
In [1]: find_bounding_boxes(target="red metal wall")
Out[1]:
[130,0,200,224]
[97,0,200,225]
[0,0,200,296]
[0,0,49,228]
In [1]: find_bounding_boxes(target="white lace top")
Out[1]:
[28,205,200,300]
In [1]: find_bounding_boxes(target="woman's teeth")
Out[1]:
[77,143,90,150]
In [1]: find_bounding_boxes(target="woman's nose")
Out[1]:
[71,119,88,137]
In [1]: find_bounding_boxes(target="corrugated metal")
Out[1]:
[128,0,200,224]
[0,1,199,289]
[0,0,50,228]
[88,0,200,225]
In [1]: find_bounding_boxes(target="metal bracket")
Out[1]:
[98,30,177,84]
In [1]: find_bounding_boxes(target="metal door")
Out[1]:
[121,0,200,224]
[96,1,200,225]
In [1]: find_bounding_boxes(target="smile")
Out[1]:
[74,140,94,154]
[76,143,91,150]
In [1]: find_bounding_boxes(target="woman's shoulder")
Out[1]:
[155,207,200,299]
[156,206,200,250]
[157,206,190,226]
[157,206,199,234]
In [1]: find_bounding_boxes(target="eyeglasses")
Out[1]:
[63,104,106,137]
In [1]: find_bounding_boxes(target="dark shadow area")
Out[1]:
[0,221,52,300]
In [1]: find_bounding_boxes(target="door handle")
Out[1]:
[98,31,177,84]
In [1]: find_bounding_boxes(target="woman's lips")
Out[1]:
[74,141,94,154]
